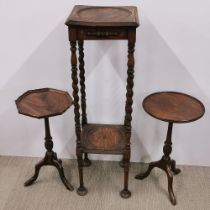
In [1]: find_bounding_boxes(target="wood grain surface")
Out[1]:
[81,124,127,154]
[143,91,205,123]
[16,88,73,119]
[65,5,139,27]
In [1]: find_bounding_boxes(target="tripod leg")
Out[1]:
[52,159,74,191]
[171,159,181,175]
[135,160,159,180]
[166,165,177,205]
[24,159,45,186]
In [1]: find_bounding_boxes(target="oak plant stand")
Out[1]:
[135,91,205,205]
[16,88,74,191]
[65,5,139,198]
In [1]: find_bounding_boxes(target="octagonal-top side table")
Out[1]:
[16,88,74,191]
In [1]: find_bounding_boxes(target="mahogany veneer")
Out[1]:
[135,91,205,205]
[66,5,139,198]
[143,91,204,123]
[16,88,74,191]
[16,88,73,119]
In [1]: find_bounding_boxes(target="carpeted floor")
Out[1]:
[0,156,209,210]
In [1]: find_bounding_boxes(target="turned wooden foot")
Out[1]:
[77,151,87,196]
[120,153,131,198]
[77,186,88,196]
[120,189,131,198]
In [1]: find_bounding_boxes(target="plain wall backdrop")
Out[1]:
[0,0,210,166]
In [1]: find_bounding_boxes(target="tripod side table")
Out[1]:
[65,5,139,198]
[135,91,205,205]
[16,88,74,191]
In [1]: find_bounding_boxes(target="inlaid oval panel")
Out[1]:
[81,124,126,152]
[78,7,132,22]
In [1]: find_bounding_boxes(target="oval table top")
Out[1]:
[143,91,205,123]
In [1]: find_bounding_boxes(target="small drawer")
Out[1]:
[78,28,128,40]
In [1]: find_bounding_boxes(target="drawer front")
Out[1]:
[78,28,128,40]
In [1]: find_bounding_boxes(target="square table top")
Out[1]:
[65,5,139,27]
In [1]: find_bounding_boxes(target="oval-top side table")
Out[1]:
[135,91,205,205]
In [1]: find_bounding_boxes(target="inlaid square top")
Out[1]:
[65,5,139,27]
